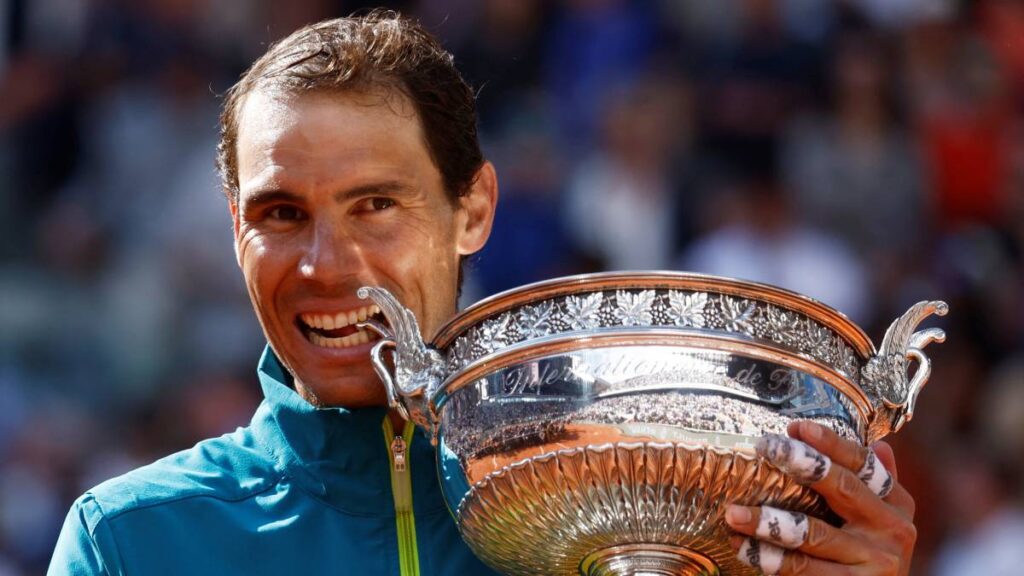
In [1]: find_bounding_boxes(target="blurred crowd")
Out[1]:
[1,0,1022,574]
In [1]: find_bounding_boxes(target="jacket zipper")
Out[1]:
[383,417,420,576]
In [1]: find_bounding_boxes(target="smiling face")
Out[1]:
[231,89,496,407]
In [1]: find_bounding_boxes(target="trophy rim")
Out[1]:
[432,271,874,357]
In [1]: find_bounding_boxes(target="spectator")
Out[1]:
[680,155,869,321]
[564,75,690,270]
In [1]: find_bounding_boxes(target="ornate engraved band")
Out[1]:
[442,288,865,388]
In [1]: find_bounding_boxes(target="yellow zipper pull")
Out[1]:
[391,434,407,473]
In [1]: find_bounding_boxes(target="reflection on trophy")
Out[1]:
[357,272,946,575]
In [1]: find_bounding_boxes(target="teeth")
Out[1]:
[299,304,384,349]
[306,329,378,349]
[333,311,349,329]
[300,305,382,332]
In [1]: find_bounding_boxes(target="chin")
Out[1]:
[319,390,389,409]
[293,370,389,409]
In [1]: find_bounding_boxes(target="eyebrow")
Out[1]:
[240,189,304,213]
[240,181,417,211]
[333,181,416,202]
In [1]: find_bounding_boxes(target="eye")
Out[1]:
[370,197,396,211]
[352,196,398,215]
[268,206,307,221]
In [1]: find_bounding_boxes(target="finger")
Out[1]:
[857,448,894,498]
[777,423,895,499]
[776,549,879,576]
[756,434,892,524]
[732,535,882,576]
[726,504,808,548]
[755,506,808,549]
[789,423,912,515]
[735,537,785,575]
[871,440,898,482]
[787,421,868,475]
[755,433,831,485]
[726,505,870,564]
[870,441,916,519]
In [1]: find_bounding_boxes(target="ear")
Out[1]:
[455,161,498,256]
[228,197,243,268]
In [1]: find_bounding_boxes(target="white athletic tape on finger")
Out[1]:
[756,434,832,485]
[857,449,894,498]
[737,538,784,575]
[756,506,809,549]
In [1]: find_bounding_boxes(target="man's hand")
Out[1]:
[724,421,916,575]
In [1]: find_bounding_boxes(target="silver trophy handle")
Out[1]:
[862,300,948,442]
[357,286,445,442]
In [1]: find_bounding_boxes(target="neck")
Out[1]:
[388,408,408,432]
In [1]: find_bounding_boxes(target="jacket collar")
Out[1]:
[250,346,447,517]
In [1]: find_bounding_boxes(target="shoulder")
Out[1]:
[50,426,282,575]
[84,425,282,522]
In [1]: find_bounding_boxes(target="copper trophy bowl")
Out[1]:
[357,272,947,575]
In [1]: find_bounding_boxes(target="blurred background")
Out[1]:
[1,0,1022,573]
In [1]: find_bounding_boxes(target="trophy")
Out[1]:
[357,272,946,575]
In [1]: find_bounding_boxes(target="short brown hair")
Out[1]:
[216,10,483,205]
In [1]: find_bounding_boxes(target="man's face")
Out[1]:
[231,89,496,407]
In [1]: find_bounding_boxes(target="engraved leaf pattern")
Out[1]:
[614,290,656,326]
[805,322,832,357]
[564,293,604,330]
[666,291,708,328]
[720,297,756,335]
[838,341,859,379]
[444,289,866,388]
[467,325,493,356]
[520,301,555,338]
[766,306,804,346]
[449,331,473,371]
[481,312,513,347]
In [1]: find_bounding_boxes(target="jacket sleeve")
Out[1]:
[48,495,124,576]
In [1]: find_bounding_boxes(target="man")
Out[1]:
[49,11,916,575]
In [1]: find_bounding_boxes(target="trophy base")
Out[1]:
[580,544,719,575]
[457,441,827,575]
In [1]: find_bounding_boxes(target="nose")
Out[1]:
[297,218,364,287]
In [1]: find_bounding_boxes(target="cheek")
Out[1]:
[357,212,460,321]
[382,214,457,276]
[237,233,280,304]
[237,232,261,279]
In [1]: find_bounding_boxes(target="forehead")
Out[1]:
[235,88,434,192]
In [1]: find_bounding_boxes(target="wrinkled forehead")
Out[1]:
[239,84,419,134]
[234,88,441,199]
[236,87,430,169]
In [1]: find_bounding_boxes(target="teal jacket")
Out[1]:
[49,348,499,575]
